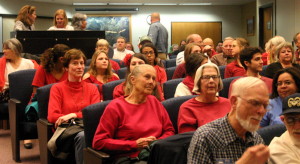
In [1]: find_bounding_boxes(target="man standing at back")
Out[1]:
[148,12,168,60]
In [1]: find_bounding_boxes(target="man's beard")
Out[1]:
[236,103,262,132]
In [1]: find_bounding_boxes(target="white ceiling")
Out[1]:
[27,0,256,6]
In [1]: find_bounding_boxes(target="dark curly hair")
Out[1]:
[40,44,70,72]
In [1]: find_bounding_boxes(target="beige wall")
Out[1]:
[242,1,257,46]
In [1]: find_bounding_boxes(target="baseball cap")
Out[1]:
[139,35,152,43]
[281,93,300,115]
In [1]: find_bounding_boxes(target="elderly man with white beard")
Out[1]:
[188,77,270,164]
[268,93,300,164]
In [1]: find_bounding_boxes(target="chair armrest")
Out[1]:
[9,98,21,137]
[83,147,110,164]
[37,118,55,164]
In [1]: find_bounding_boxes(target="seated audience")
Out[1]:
[48,9,74,31]
[260,67,300,127]
[92,65,175,162]
[176,34,203,65]
[95,39,120,71]
[178,62,231,133]
[265,42,300,79]
[211,37,234,66]
[140,43,167,86]
[125,42,135,52]
[174,53,208,97]
[262,36,285,65]
[224,37,249,78]
[71,13,87,31]
[293,32,300,64]
[0,38,36,149]
[14,5,37,31]
[268,93,300,163]
[83,50,119,101]
[173,43,202,79]
[32,44,70,95]
[113,36,134,60]
[228,47,273,97]
[188,77,270,164]
[48,49,100,164]
[215,41,223,54]
[113,53,164,101]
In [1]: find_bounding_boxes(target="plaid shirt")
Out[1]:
[188,115,264,164]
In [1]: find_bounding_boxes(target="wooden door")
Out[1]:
[171,22,222,47]
[259,5,273,48]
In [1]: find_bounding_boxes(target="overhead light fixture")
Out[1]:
[109,3,143,6]
[179,3,212,5]
[75,8,139,11]
[144,3,177,6]
[73,3,108,5]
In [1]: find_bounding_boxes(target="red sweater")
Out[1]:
[172,63,186,79]
[84,74,119,101]
[48,80,100,123]
[92,95,174,158]
[32,66,68,87]
[224,60,246,78]
[178,97,231,133]
[154,65,167,85]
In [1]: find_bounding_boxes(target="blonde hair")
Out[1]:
[15,5,36,26]
[265,36,286,63]
[274,42,295,63]
[88,50,113,83]
[53,9,68,27]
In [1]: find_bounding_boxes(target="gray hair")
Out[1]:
[71,13,87,30]
[231,77,266,98]
[3,38,23,56]
[193,62,223,94]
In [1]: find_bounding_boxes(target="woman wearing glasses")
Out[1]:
[177,63,231,133]
[260,67,300,127]
[140,43,167,86]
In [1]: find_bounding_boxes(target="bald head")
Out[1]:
[186,34,202,44]
[203,38,214,48]
[151,13,160,23]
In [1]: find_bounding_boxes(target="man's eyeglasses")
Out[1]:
[237,96,270,110]
[201,75,220,81]
[276,80,294,87]
[286,117,300,126]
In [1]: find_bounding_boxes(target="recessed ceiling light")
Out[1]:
[109,3,143,5]
[144,3,177,5]
[179,3,212,5]
[73,3,108,5]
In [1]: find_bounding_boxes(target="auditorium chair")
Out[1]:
[8,69,37,162]
[163,78,183,100]
[162,95,197,134]
[260,65,268,77]
[164,58,176,68]
[82,101,112,164]
[166,66,176,80]
[218,76,241,98]
[148,131,194,164]
[257,124,286,145]
[218,65,226,79]
[102,79,125,101]
[116,67,127,79]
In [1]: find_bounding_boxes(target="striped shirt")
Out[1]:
[188,115,264,164]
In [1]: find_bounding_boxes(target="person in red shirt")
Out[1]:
[140,43,167,86]
[113,53,164,101]
[48,49,100,164]
[178,62,231,133]
[83,50,119,101]
[224,37,249,78]
[93,64,174,162]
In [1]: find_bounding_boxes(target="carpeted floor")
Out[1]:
[0,129,41,164]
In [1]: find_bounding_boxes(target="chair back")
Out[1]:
[166,66,176,80]
[257,124,286,145]
[219,76,240,98]
[102,79,125,101]
[163,78,183,100]
[9,69,36,118]
[37,84,55,119]
[116,67,127,79]
[112,59,126,68]
[83,100,111,148]
[148,131,194,164]
[162,95,197,134]
[86,59,92,66]
[260,65,268,76]
[165,58,176,68]
[218,65,226,79]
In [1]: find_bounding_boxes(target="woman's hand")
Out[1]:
[55,113,77,128]
[136,136,157,150]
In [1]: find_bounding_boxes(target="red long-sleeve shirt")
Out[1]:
[48,80,100,123]
[92,95,174,158]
